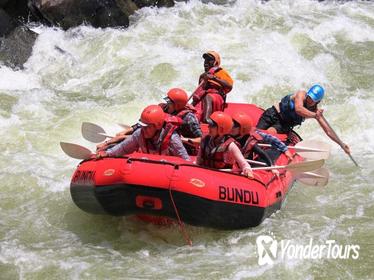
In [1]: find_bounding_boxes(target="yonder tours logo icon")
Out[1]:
[256,234,278,265]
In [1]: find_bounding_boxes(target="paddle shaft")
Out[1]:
[258,143,328,153]
[87,124,200,148]
[252,165,288,171]
[321,115,359,167]
[187,80,205,102]
[98,132,113,138]
[247,159,267,166]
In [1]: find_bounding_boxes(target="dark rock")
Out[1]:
[0,8,17,36]
[1,0,177,69]
[29,0,130,30]
[3,0,32,20]
[28,0,175,30]
[0,26,37,69]
[116,0,138,18]
[0,0,10,8]
[133,0,174,8]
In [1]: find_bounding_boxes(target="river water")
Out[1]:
[0,0,373,279]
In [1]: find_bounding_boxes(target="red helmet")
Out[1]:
[203,51,221,67]
[232,112,253,135]
[139,105,165,129]
[166,88,188,110]
[209,111,233,136]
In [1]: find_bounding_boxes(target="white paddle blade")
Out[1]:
[60,142,92,160]
[81,122,107,143]
[296,167,330,187]
[286,159,325,174]
[295,140,331,160]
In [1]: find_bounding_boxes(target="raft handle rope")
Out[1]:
[168,183,192,246]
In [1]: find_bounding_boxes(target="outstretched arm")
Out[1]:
[228,143,254,179]
[316,114,351,154]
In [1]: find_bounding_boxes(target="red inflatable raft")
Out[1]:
[69,103,302,229]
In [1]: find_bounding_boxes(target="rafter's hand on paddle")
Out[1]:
[271,169,280,176]
[340,143,351,154]
[284,150,293,161]
[96,150,107,159]
[242,166,254,179]
[96,141,108,151]
[315,108,324,120]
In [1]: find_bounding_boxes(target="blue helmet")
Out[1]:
[307,84,325,102]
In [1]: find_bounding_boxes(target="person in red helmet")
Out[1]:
[96,105,190,160]
[192,51,234,123]
[197,111,254,178]
[97,88,203,154]
[231,112,293,166]
[162,88,202,146]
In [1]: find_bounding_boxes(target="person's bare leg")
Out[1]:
[202,95,213,123]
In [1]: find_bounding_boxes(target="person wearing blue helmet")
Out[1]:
[256,84,351,154]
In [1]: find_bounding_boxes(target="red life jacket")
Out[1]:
[200,135,237,169]
[199,66,225,92]
[175,104,197,119]
[194,67,224,101]
[241,128,263,158]
[165,114,183,126]
[140,116,181,155]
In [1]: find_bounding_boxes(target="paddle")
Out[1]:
[258,140,331,160]
[82,122,200,148]
[247,159,267,166]
[187,80,205,102]
[296,167,330,187]
[81,122,112,143]
[320,115,359,167]
[247,156,329,186]
[294,140,330,160]
[60,142,92,160]
[221,159,325,174]
[251,159,324,174]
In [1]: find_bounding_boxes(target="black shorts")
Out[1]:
[256,106,291,134]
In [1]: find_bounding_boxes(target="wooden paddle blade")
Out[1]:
[295,140,331,160]
[286,159,325,174]
[81,122,107,143]
[60,142,92,160]
[297,167,330,187]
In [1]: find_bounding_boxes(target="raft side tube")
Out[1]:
[94,183,275,229]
